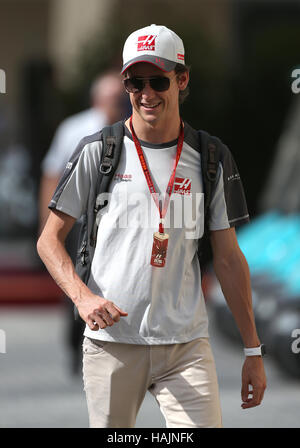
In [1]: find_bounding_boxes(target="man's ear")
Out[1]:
[177,71,189,91]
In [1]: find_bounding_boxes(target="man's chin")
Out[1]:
[139,111,161,125]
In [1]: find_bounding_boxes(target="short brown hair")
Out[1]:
[175,63,190,104]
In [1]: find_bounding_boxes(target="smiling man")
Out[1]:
[123,64,187,141]
[37,24,266,428]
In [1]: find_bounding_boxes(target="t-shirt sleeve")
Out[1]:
[48,136,102,219]
[209,146,250,231]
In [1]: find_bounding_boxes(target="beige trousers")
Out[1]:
[82,336,222,428]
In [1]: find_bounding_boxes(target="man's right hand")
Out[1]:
[37,210,127,332]
[76,295,128,331]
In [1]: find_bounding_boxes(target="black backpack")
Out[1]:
[75,120,221,295]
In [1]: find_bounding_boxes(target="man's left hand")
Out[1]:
[241,356,267,409]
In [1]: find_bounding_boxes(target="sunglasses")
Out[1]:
[123,76,174,93]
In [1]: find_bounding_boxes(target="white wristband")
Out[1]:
[244,345,263,356]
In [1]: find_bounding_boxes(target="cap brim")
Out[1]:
[121,55,177,74]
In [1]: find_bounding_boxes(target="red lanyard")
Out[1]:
[129,116,184,234]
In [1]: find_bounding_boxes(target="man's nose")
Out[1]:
[141,80,156,96]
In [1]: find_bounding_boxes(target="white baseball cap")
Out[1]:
[121,24,185,74]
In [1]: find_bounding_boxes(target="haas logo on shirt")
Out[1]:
[137,35,156,51]
[174,177,192,195]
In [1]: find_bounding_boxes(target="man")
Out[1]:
[38,71,127,373]
[37,24,266,428]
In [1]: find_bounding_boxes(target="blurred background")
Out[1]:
[0,0,300,428]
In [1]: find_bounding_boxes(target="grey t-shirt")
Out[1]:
[50,122,249,344]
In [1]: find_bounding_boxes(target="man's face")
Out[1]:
[124,63,188,126]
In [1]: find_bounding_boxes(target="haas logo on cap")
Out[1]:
[137,35,157,52]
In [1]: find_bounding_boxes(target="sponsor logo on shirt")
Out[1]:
[66,162,73,170]
[114,173,133,182]
[137,35,156,52]
[174,177,192,195]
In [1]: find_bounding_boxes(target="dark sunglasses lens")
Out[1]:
[150,77,170,92]
[124,78,144,93]
[124,76,171,93]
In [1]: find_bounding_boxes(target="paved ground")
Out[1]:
[0,302,299,428]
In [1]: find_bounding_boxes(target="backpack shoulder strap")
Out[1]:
[196,129,223,271]
[97,120,125,194]
[198,130,221,225]
[90,120,125,246]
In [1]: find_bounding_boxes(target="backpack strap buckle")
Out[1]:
[99,136,116,174]
[99,163,113,174]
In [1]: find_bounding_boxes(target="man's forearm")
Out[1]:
[213,248,260,347]
[37,234,93,306]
